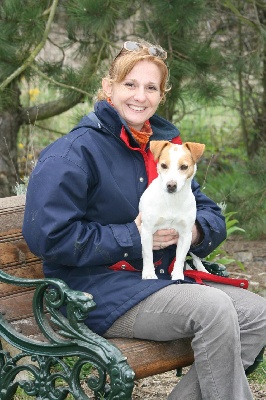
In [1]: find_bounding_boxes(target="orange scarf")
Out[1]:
[107,98,153,147]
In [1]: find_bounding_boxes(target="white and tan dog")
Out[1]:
[140,140,209,280]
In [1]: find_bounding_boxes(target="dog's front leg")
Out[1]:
[141,226,158,280]
[171,232,192,280]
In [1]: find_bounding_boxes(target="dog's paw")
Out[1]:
[142,272,158,280]
[171,272,184,281]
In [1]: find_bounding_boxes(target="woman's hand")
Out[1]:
[153,229,179,250]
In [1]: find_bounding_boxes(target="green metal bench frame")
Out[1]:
[0,270,135,399]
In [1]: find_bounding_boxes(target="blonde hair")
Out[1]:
[97,43,170,103]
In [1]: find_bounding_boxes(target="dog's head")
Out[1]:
[150,140,205,193]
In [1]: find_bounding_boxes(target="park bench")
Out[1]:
[0,195,263,399]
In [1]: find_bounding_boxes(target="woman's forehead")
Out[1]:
[123,60,162,81]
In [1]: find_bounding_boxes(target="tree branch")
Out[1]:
[20,95,83,124]
[0,0,59,91]
[31,65,93,97]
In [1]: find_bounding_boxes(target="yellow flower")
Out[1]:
[29,88,40,101]
[18,143,24,149]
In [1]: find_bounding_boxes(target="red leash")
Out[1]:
[184,270,249,289]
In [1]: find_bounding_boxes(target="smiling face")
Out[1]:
[102,60,163,130]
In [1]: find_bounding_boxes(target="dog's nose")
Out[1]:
[167,181,177,193]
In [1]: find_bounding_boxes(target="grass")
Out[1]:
[247,354,266,385]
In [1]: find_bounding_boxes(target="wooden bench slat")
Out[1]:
[9,316,43,338]
[109,337,193,379]
[0,291,35,321]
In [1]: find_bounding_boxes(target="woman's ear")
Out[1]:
[102,78,112,97]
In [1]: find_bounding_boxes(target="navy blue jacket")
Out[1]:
[23,100,226,335]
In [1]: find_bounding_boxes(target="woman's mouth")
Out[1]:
[128,105,146,112]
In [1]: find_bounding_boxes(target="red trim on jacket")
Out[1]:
[108,260,139,272]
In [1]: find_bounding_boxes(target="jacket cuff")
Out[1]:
[190,214,226,258]
[109,222,142,259]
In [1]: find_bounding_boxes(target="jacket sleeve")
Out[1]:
[22,156,142,268]
[189,179,227,258]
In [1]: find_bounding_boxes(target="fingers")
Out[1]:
[153,229,179,250]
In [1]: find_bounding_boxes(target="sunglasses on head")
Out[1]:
[118,41,167,60]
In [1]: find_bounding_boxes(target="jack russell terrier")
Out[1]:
[140,140,209,280]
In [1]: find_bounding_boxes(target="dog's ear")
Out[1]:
[184,142,205,163]
[150,140,171,161]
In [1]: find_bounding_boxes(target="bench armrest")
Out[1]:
[0,270,134,399]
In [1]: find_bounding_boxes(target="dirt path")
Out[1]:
[132,238,266,399]
[224,238,266,298]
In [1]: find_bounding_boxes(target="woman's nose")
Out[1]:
[133,86,146,101]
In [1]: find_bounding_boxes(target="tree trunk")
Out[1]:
[0,110,20,197]
[0,87,83,198]
[243,6,266,159]
[248,8,266,158]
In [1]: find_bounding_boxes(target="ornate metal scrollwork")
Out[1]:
[0,271,135,399]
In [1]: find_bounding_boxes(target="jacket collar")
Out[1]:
[94,100,180,143]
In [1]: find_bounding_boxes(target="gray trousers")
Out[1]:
[105,282,266,400]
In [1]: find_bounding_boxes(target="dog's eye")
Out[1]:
[180,164,188,171]
[160,163,168,169]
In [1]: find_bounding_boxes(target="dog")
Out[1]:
[140,140,209,280]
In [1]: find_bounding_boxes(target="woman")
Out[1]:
[23,40,266,399]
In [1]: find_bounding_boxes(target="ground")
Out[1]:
[132,238,266,399]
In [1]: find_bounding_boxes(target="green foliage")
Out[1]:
[247,356,266,385]
[201,158,266,240]
[14,176,29,195]
[179,104,265,240]
[139,0,225,120]
[206,209,245,268]
[66,0,130,35]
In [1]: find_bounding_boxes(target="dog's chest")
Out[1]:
[154,206,193,231]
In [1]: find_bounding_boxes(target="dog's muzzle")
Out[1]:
[166,181,177,193]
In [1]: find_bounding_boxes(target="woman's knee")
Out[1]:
[194,287,239,334]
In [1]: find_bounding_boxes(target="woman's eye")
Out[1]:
[147,85,158,92]
[124,82,135,88]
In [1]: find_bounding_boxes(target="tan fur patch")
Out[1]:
[158,146,171,165]
[183,142,205,163]
[178,152,195,178]
[150,140,171,161]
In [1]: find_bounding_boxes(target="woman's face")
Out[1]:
[102,60,163,130]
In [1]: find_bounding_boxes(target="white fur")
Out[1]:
[140,142,209,280]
